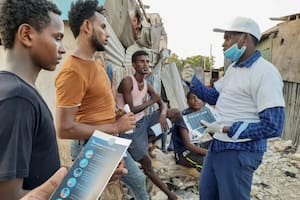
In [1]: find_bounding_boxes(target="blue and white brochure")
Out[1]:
[50,130,131,200]
[183,105,217,143]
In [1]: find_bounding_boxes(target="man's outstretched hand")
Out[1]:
[181,65,195,84]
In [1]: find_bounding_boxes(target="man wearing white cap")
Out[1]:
[182,16,285,200]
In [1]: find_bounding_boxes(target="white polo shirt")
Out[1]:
[213,57,285,142]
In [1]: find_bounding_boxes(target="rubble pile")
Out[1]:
[149,149,200,200]
[125,137,300,200]
[251,138,300,200]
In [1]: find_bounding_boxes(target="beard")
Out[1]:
[91,31,106,52]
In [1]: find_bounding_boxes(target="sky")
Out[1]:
[143,0,300,67]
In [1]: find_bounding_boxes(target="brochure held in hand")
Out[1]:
[50,130,131,200]
[183,104,217,143]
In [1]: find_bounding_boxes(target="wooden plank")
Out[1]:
[282,81,300,145]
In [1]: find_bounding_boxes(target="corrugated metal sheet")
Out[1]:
[136,23,164,52]
[105,22,126,69]
[104,0,138,48]
[152,62,162,95]
[282,81,300,145]
[160,63,188,110]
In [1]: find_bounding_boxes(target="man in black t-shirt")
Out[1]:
[0,71,61,189]
[0,1,65,199]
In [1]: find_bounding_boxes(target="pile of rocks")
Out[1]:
[149,149,200,200]
[251,138,300,200]
[141,137,300,200]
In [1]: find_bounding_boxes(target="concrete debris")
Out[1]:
[251,138,300,200]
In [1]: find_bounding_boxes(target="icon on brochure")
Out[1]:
[73,168,83,177]
[79,158,89,168]
[85,149,94,159]
[67,177,77,188]
[60,187,70,198]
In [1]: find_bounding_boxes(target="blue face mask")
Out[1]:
[223,43,246,62]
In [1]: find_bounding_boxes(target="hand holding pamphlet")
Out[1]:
[150,118,172,136]
[50,130,131,200]
[183,104,218,143]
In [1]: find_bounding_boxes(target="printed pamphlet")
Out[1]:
[50,130,131,200]
[150,118,172,136]
[183,105,217,143]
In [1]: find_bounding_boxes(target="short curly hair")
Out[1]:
[68,0,105,38]
[0,0,61,49]
[132,50,149,63]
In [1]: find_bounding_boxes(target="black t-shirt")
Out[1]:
[0,71,60,189]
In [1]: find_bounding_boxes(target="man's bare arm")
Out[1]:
[179,127,207,155]
[55,106,135,140]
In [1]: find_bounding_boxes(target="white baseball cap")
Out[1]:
[213,16,261,40]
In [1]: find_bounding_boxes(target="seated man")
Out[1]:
[116,50,180,200]
[172,91,212,171]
